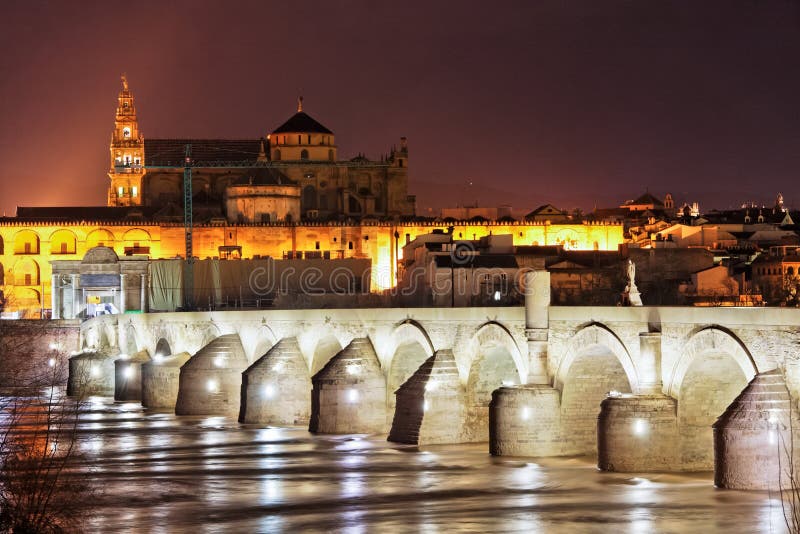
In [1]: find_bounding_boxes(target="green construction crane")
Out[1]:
[183,144,194,310]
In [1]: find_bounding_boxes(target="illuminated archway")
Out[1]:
[309,335,343,376]
[86,228,116,250]
[387,320,434,407]
[49,229,77,255]
[670,327,757,470]
[155,338,172,358]
[554,323,638,393]
[553,323,637,455]
[12,258,39,286]
[13,230,39,255]
[122,228,151,254]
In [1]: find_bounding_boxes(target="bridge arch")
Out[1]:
[466,321,525,404]
[246,323,278,362]
[554,323,636,455]
[386,319,435,404]
[308,334,344,376]
[154,338,172,357]
[668,326,757,470]
[667,326,757,398]
[554,323,638,392]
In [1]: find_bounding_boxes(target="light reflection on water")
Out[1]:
[50,397,789,533]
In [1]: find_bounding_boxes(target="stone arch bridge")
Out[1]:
[71,273,800,478]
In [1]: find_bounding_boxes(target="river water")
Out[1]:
[46,396,786,533]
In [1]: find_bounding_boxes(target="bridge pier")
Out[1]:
[114,350,150,401]
[597,395,678,471]
[389,349,468,445]
[713,369,798,490]
[239,337,310,426]
[175,334,248,417]
[309,338,387,434]
[490,385,563,456]
[597,332,680,472]
[491,270,566,455]
[141,351,191,409]
[67,350,116,396]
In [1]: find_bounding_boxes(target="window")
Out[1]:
[315,241,320,250]
[298,135,301,144]
[308,135,311,144]
[328,149,334,161]
[399,160,403,167]
[123,127,131,138]
[273,149,281,161]
[301,149,309,160]
[118,186,124,197]
[132,186,138,198]
[348,241,353,250]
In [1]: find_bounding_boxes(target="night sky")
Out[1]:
[0,0,798,217]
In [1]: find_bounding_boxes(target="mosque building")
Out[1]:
[0,76,623,318]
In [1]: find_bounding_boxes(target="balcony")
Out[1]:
[113,163,143,174]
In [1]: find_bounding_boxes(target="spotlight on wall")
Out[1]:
[347,389,359,403]
[423,400,430,412]
[90,366,99,378]
[493,290,501,301]
[502,380,515,387]
[633,418,647,436]
[214,356,224,368]
[425,379,438,392]
[608,390,622,398]
[123,365,134,379]
[346,363,360,376]
[48,358,56,368]
[263,384,275,399]
[49,343,58,350]
[207,379,218,393]
[521,406,530,421]
[154,353,163,363]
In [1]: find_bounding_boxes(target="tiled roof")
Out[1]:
[271,111,333,135]
[12,206,161,222]
[630,192,664,207]
[231,167,295,186]
[144,139,262,166]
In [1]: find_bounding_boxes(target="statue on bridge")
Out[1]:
[622,259,643,306]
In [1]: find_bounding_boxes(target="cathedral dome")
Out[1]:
[272,111,333,135]
[269,98,337,162]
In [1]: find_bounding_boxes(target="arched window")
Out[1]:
[86,228,115,249]
[0,235,3,254]
[302,185,317,210]
[50,229,77,255]
[273,149,281,161]
[300,149,309,160]
[13,231,39,255]
[13,258,39,286]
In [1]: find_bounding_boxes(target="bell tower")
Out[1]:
[108,74,145,206]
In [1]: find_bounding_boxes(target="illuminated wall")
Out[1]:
[0,220,623,316]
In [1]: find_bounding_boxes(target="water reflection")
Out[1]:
[30,397,783,533]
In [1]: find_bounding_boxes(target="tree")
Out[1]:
[0,321,95,532]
